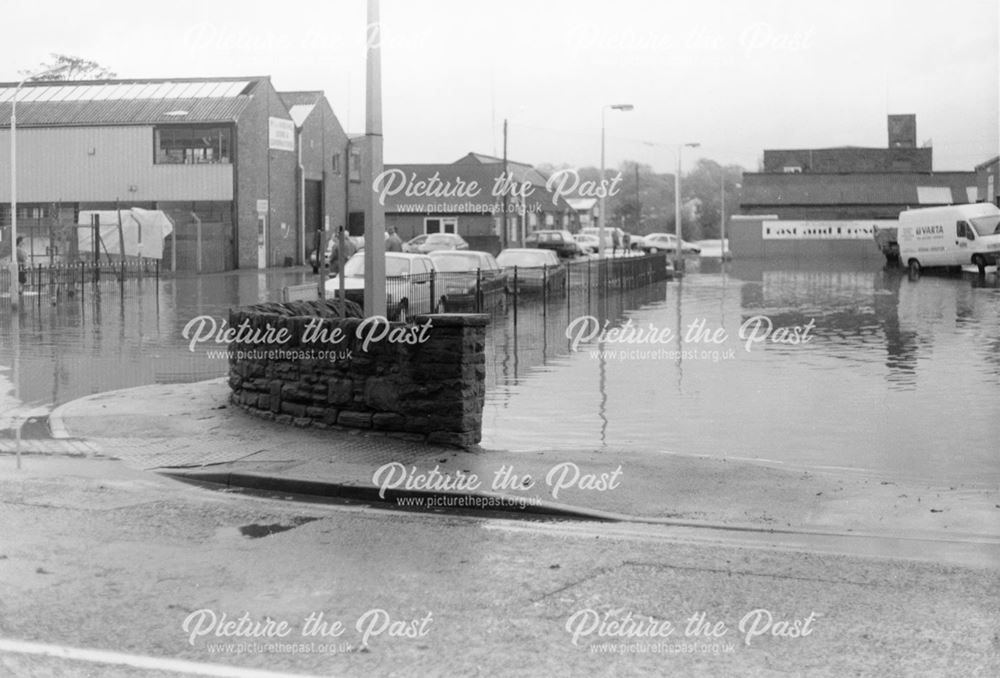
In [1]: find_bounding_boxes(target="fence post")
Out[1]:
[476,268,482,313]
[566,260,572,319]
[512,266,518,332]
[429,269,436,312]
[542,264,548,320]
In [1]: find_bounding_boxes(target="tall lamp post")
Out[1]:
[599,103,633,259]
[674,142,699,271]
[8,64,67,309]
[363,0,386,318]
[720,177,740,262]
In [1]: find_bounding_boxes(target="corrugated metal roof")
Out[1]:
[0,78,259,126]
[741,172,977,206]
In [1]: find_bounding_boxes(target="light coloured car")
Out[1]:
[402,234,429,253]
[579,226,639,251]
[641,232,702,255]
[414,232,469,253]
[428,250,508,310]
[573,233,600,254]
[496,248,566,292]
[324,252,441,321]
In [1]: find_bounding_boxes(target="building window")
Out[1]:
[155,126,231,164]
[332,152,342,175]
[424,217,457,234]
[349,148,362,182]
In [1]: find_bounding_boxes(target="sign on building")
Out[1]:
[268,117,296,152]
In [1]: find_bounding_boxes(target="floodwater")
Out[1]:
[1,260,998,486]
[480,260,1000,486]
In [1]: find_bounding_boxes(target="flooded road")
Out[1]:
[481,261,1000,487]
[1,261,997,487]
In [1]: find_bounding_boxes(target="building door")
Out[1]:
[348,211,365,237]
[257,213,267,269]
[304,180,323,264]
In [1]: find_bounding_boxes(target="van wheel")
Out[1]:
[972,255,986,276]
[907,259,921,277]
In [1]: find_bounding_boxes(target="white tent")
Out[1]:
[76,208,174,260]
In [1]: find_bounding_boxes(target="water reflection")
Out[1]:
[0,269,315,408]
[481,261,1000,485]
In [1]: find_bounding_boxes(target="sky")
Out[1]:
[1,0,997,174]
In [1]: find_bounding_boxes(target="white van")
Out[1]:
[897,203,1000,275]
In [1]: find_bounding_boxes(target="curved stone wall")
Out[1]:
[227,302,488,448]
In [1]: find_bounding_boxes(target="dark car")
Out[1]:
[428,250,508,311]
[496,248,566,292]
[524,230,584,258]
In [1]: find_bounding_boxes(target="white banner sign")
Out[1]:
[268,117,295,152]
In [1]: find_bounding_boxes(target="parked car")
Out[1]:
[413,232,469,253]
[428,250,508,310]
[573,233,600,254]
[496,248,566,292]
[579,226,639,251]
[324,252,441,321]
[641,232,702,255]
[402,234,429,253]
[524,229,584,258]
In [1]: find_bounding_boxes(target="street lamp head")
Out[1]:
[685,142,701,149]
[610,104,635,111]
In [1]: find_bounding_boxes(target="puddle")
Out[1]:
[238,517,319,538]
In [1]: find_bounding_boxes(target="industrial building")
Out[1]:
[0,76,349,272]
[733,115,980,260]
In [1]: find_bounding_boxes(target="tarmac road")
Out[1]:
[0,455,997,678]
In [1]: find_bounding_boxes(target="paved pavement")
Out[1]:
[26,378,999,553]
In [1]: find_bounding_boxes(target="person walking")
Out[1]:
[611,229,621,257]
[386,227,403,252]
[15,236,28,288]
[329,227,357,274]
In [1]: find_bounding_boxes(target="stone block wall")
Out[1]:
[227,302,488,448]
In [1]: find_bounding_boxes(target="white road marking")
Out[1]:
[0,638,334,678]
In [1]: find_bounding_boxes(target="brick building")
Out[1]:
[974,156,1000,207]
[0,76,349,271]
[732,115,978,260]
[375,154,574,254]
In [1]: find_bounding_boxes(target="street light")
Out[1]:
[599,103,633,259]
[8,64,69,308]
[674,142,699,271]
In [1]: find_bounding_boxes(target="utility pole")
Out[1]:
[502,119,508,249]
[634,164,640,233]
[363,0,386,318]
